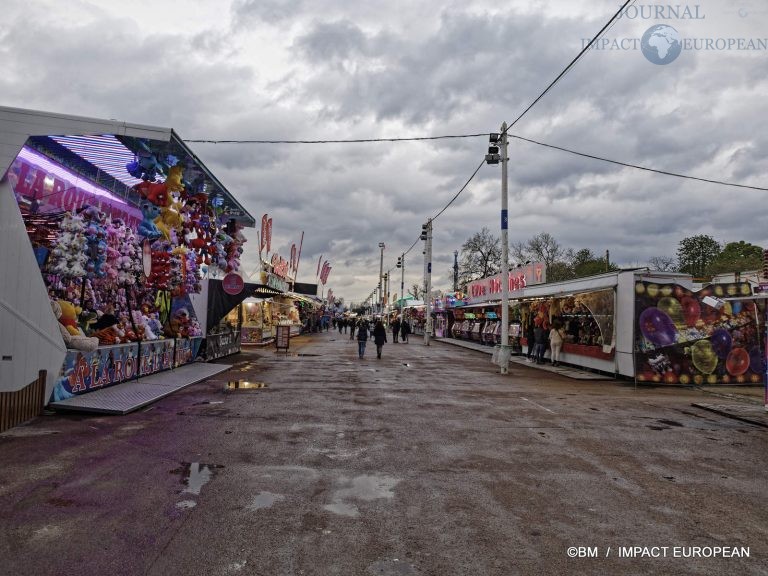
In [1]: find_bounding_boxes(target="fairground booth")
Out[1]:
[446,266,767,387]
[0,106,255,427]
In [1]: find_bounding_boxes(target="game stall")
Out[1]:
[0,106,255,413]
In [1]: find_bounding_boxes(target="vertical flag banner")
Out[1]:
[260,213,268,254]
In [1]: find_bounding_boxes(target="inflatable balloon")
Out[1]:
[639,307,677,347]
[658,297,685,328]
[680,296,701,327]
[731,301,742,315]
[689,340,718,374]
[748,347,765,375]
[725,347,750,376]
[646,284,659,298]
[710,328,732,359]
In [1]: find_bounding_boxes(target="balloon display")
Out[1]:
[639,307,676,347]
[710,328,732,359]
[658,297,685,328]
[725,347,750,376]
[690,340,718,374]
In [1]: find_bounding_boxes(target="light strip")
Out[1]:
[51,134,145,187]
[16,146,130,206]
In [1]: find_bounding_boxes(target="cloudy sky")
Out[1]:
[2,0,767,303]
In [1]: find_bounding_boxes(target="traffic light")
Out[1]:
[420,223,428,240]
[396,256,402,268]
[486,132,501,164]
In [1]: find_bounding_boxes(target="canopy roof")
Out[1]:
[0,106,255,227]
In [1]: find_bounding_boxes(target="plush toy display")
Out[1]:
[52,300,99,351]
[92,316,125,346]
[137,201,162,240]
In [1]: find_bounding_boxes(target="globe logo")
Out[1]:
[641,24,682,65]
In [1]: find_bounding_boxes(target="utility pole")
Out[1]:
[500,124,510,374]
[486,125,511,373]
[398,253,405,314]
[378,242,385,316]
[422,219,433,345]
[453,250,459,292]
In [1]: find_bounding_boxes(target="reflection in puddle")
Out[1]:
[247,491,285,511]
[180,462,219,495]
[226,381,268,389]
[324,474,400,518]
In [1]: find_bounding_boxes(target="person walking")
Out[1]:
[549,322,565,367]
[400,318,410,343]
[391,317,401,343]
[356,321,369,359]
[526,318,535,362]
[533,318,547,365]
[349,318,356,340]
[373,320,387,359]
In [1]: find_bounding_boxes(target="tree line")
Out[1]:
[456,229,764,286]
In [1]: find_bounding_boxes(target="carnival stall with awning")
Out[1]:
[0,106,255,420]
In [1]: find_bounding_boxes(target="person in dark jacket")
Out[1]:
[400,318,410,343]
[356,321,369,359]
[391,317,401,343]
[533,319,547,365]
[373,320,388,359]
[526,319,536,361]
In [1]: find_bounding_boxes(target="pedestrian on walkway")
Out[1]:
[356,321,369,358]
[338,318,344,334]
[526,319,535,362]
[533,318,547,365]
[391,317,401,343]
[349,319,356,340]
[549,322,565,367]
[373,320,387,359]
[400,318,410,343]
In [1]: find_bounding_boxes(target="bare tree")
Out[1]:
[458,227,501,286]
[647,256,677,272]
[408,283,422,299]
[512,232,564,275]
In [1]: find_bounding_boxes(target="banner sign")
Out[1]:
[9,147,142,227]
[206,331,241,360]
[634,281,762,385]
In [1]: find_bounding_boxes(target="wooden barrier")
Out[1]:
[0,370,47,433]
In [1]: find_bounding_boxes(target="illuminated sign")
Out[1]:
[465,263,546,304]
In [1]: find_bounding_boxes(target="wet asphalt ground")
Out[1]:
[0,330,766,576]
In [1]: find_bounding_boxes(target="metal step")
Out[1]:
[49,362,231,415]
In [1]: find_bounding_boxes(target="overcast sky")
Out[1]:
[2,0,767,303]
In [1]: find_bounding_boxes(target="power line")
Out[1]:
[510,135,768,192]
[185,134,488,144]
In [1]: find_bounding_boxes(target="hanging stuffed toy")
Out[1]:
[137,201,162,240]
[48,212,88,278]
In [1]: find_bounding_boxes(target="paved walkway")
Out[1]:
[433,336,613,380]
[1,331,766,576]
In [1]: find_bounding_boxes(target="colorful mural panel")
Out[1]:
[634,281,764,385]
[52,338,203,401]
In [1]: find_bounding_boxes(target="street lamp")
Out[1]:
[378,242,385,316]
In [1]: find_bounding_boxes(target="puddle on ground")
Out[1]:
[324,474,400,518]
[176,500,197,510]
[226,381,268,390]
[171,462,223,496]
[246,491,285,511]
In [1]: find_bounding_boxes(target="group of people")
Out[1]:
[355,317,411,359]
[526,317,566,366]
